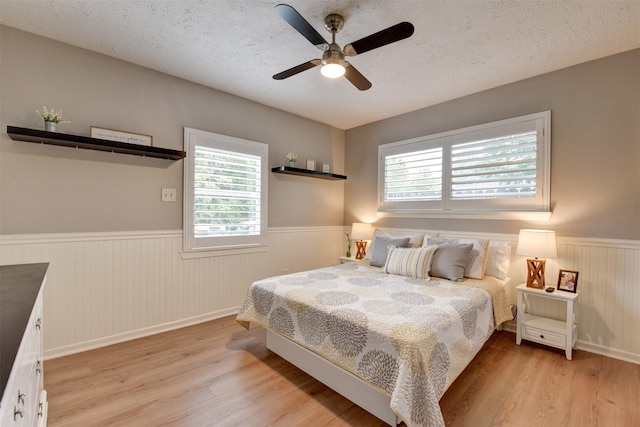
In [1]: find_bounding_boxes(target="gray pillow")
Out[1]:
[430,244,473,282]
[369,236,410,267]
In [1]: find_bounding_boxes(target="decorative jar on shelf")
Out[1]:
[36,106,68,133]
[285,152,297,167]
[44,121,57,132]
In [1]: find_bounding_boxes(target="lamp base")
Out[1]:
[526,258,546,289]
[355,240,368,260]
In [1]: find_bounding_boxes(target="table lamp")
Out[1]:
[516,229,558,288]
[351,222,372,260]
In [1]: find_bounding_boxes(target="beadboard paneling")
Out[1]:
[1,229,638,364]
[0,228,343,358]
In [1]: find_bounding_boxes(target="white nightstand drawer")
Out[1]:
[522,325,566,347]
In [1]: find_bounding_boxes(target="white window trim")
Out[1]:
[377,209,552,221]
[183,127,268,253]
[378,111,551,221]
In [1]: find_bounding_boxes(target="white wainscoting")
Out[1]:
[1,228,638,364]
[0,227,344,359]
[510,237,640,365]
[354,228,640,365]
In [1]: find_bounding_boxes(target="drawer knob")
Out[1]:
[540,334,545,339]
[14,406,24,421]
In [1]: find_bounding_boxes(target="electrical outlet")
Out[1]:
[161,188,176,202]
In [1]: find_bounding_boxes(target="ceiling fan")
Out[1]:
[272,4,414,91]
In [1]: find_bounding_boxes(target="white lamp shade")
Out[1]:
[351,222,372,240]
[516,229,558,259]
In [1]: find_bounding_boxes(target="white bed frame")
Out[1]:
[266,330,401,426]
[265,277,512,425]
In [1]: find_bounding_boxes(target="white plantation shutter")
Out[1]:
[184,128,268,251]
[450,132,537,201]
[193,146,262,237]
[384,147,443,202]
[379,135,447,211]
[379,111,550,214]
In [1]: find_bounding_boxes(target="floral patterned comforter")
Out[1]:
[236,262,512,427]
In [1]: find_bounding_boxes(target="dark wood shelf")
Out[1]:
[6,126,186,160]
[271,165,346,180]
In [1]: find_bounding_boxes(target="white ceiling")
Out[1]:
[1,1,639,130]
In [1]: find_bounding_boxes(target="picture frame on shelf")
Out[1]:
[557,269,579,293]
[306,159,316,171]
[90,126,153,146]
[322,162,331,173]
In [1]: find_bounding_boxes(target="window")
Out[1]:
[184,128,268,252]
[378,111,550,217]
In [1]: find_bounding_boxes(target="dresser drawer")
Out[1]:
[522,325,566,347]
[1,268,47,427]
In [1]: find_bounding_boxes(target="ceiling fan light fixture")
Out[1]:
[273,5,414,90]
[321,62,346,78]
[321,47,346,78]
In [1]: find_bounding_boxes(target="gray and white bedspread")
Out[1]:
[237,262,512,427]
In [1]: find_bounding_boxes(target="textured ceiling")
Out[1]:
[1,0,639,130]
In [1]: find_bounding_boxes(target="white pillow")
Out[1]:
[383,245,438,279]
[485,241,512,280]
[365,229,424,260]
[423,237,489,279]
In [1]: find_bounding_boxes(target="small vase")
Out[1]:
[288,161,295,167]
[346,250,351,258]
[45,121,57,132]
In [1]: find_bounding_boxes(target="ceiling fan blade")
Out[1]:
[344,63,372,91]
[273,60,321,80]
[275,4,328,49]
[343,22,414,56]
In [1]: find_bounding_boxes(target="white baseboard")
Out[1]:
[576,341,640,365]
[44,307,240,360]
[502,320,517,333]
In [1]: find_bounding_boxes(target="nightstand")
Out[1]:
[516,283,579,360]
[338,256,357,264]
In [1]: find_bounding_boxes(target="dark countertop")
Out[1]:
[0,263,48,399]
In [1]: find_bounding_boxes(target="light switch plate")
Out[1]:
[161,188,176,202]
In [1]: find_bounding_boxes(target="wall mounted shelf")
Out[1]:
[272,165,346,181]
[6,126,186,160]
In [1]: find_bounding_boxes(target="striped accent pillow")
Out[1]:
[383,245,438,279]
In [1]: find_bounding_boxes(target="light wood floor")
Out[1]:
[45,315,640,427]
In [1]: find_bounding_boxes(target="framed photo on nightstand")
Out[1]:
[557,269,579,293]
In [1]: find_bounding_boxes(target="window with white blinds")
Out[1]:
[378,111,550,215]
[384,147,443,202]
[184,128,268,251]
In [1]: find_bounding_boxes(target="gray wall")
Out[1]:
[344,49,640,240]
[2,26,638,240]
[0,26,345,233]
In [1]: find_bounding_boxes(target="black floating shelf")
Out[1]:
[6,126,186,160]
[272,165,346,181]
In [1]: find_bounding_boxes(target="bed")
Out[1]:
[237,235,513,427]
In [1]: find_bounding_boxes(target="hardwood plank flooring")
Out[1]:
[45,315,640,426]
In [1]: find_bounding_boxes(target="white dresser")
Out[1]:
[0,263,48,427]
